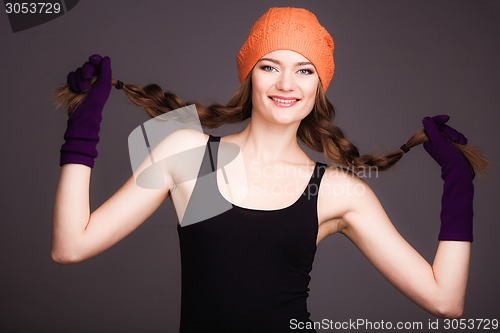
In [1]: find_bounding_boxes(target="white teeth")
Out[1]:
[271,97,298,103]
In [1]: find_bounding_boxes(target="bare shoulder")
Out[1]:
[153,128,209,159]
[129,128,209,187]
[319,165,371,202]
[317,165,379,237]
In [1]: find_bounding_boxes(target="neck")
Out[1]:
[235,116,303,164]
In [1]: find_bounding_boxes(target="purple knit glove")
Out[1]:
[60,55,112,167]
[422,115,474,242]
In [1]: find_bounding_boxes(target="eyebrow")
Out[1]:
[258,57,313,67]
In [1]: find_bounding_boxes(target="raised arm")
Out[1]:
[52,55,170,264]
[318,116,475,318]
[335,174,469,318]
[52,165,170,264]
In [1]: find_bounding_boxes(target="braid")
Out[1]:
[54,77,488,175]
[54,78,253,129]
[298,85,488,174]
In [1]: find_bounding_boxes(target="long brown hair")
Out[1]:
[54,77,489,175]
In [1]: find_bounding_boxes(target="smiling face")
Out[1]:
[251,49,320,127]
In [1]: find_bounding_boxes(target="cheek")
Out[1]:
[305,77,320,98]
[303,81,319,107]
[251,71,270,101]
[305,85,317,100]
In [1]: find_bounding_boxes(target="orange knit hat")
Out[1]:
[237,7,335,91]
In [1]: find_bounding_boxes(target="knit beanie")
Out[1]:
[237,7,335,91]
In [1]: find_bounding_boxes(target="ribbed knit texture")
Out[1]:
[237,7,334,91]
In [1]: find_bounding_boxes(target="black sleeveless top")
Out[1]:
[177,136,326,333]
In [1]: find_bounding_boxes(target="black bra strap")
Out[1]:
[310,162,327,187]
[208,135,221,143]
[207,135,221,172]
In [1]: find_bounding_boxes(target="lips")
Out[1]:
[269,96,301,107]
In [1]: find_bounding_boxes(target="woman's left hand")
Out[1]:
[422,115,473,178]
[422,114,474,242]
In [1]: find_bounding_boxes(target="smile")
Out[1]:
[269,96,301,107]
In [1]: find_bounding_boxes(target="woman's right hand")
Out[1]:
[60,54,112,168]
[52,55,178,264]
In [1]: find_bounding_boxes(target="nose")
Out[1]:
[275,71,295,92]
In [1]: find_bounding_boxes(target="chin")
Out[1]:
[264,101,313,125]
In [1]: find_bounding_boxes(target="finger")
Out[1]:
[431,114,450,125]
[440,124,460,142]
[84,56,112,101]
[441,124,468,145]
[81,62,97,80]
[423,140,432,154]
[94,56,112,88]
[74,67,90,92]
[457,132,468,145]
[422,116,445,143]
[89,54,102,65]
[67,71,81,93]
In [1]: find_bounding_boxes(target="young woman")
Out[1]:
[52,7,483,333]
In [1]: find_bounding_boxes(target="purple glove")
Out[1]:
[422,115,474,242]
[60,55,112,168]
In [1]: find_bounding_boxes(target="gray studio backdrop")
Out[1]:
[1,1,499,332]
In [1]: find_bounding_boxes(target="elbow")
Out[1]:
[438,307,464,319]
[434,308,464,319]
[432,300,464,319]
[51,247,85,264]
[51,234,89,264]
[423,288,466,319]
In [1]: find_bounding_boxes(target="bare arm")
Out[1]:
[318,169,470,318]
[52,128,208,263]
[52,163,169,263]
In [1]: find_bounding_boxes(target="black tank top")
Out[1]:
[177,136,326,333]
